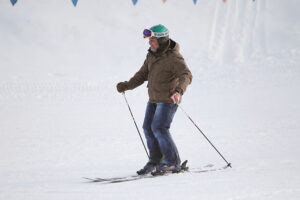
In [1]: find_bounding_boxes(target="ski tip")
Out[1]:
[83,177,94,181]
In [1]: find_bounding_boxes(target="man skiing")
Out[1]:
[116,24,192,174]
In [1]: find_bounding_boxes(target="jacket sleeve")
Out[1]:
[127,57,149,90]
[172,55,192,95]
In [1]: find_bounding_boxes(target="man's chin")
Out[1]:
[150,47,157,52]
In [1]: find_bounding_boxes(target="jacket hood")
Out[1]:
[169,39,180,52]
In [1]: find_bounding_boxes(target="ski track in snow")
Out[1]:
[0,80,104,101]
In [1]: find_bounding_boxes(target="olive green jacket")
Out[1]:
[127,39,192,103]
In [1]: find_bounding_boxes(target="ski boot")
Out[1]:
[151,160,188,176]
[137,162,157,175]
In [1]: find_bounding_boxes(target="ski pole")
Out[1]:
[122,92,150,158]
[178,105,232,168]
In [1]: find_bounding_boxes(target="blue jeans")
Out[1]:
[142,102,181,167]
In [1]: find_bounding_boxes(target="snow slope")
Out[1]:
[0,0,299,199]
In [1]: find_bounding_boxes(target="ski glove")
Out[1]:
[117,82,128,93]
[170,92,181,104]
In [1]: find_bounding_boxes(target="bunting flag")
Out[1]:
[193,0,197,5]
[10,0,17,6]
[132,0,138,6]
[71,0,78,7]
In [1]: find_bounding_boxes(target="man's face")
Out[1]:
[149,38,159,52]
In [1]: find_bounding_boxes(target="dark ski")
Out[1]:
[83,161,230,184]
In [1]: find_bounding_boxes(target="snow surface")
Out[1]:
[0,0,299,199]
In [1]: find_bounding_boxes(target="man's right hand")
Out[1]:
[116,82,128,93]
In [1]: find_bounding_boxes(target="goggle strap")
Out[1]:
[152,30,169,38]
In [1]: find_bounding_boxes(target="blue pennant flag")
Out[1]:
[72,0,78,7]
[132,0,138,6]
[193,0,197,5]
[10,0,17,6]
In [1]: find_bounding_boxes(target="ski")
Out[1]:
[190,164,230,173]
[83,161,230,184]
[83,174,145,183]
[83,170,181,184]
[84,160,189,183]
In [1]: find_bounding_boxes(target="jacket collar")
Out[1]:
[148,39,177,57]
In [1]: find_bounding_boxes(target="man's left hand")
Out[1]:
[170,92,181,104]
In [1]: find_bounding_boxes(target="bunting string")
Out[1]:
[9,0,255,7]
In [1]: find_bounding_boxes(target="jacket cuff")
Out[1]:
[175,88,183,95]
